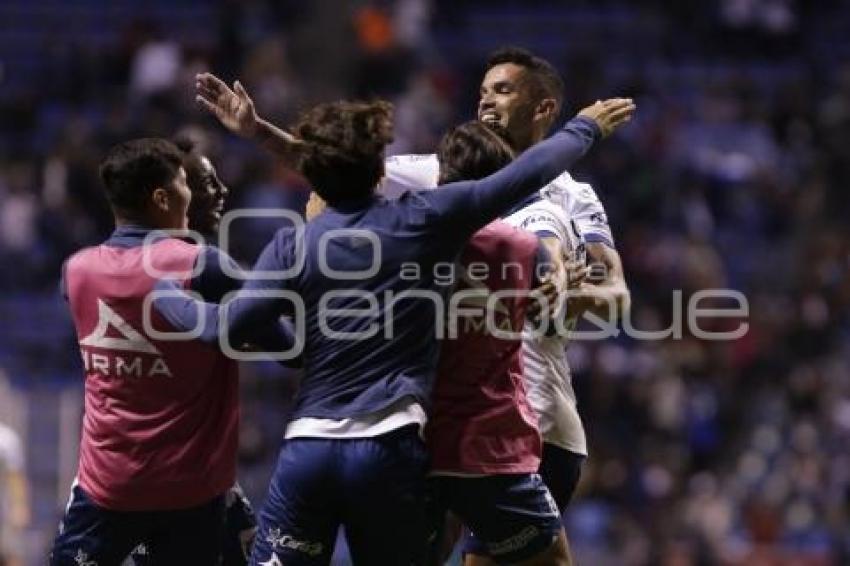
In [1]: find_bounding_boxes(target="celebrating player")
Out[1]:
[388,49,631,566]
[50,138,287,565]
[426,120,581,565]
[123,136,257,565]
[194,47,630,565]
[155,93,633,564]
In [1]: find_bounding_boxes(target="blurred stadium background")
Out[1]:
[1,0,849,564]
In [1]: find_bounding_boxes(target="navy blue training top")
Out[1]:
[156,116,600,421]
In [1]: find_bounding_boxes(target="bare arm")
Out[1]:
[195,73,304,165]
[567,242,630,320]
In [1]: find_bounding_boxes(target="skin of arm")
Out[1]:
[567,242,630,321]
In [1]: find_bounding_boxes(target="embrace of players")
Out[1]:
[49,47,634,565]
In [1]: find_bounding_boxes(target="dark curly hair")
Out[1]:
[437,121,516,185]
[292,100,394,206]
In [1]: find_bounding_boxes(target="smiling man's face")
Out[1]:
[477,62,539,151]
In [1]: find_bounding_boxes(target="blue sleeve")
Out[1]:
[188,247,243,303]
[154,229,302,363]
[420,116,600,235]
[224,227,299,346]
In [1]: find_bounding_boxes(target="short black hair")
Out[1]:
[437,121,516,185]
[486,47,565,111]
[99,138,183,214]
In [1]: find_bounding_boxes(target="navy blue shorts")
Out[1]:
[462,445,584,559]
[50,484,225,565]
[250,425,432,566]
[539,443,585,512]
[127,483,257,565]
[434,473,562,563]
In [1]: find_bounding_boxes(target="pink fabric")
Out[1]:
[65,238,237,511]
[427,221,542,475]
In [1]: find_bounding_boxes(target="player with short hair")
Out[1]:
[427,120,581,565]
[194,56,629,541]
[124,136,258,566]
[155,94,633,564]
[50,138,287,565]
[385,47,631,565]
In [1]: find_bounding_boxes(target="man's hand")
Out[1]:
[527,277,559,325]
[196,73,260,138]
[578,98,635,138]
[564,252,588,290]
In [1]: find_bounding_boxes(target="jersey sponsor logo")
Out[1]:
[79,300,173,379]
[265,528,323,557]
[487,525,540,556]
[518,213,559,231]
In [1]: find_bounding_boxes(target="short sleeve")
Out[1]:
[545,173,615,248]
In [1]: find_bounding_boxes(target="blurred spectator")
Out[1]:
[0,420,30,566]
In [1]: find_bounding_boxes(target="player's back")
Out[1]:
[427,220,542,475]
[63,228,238,511]
[282,192,477,422]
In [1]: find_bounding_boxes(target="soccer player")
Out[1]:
[394,45,629,532]
[196,51,629,543]
[124,137,257,565]
[155,96,633,565]
[387,48,631,566]
[50,138,285,565]
[427,120,581,565]
[0,420,30,566]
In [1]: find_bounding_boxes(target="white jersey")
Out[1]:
[382,153,616,455]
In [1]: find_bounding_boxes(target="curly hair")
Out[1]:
[437,121,516,185]
[292,100,394,206]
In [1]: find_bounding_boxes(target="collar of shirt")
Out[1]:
[105,224,171,248]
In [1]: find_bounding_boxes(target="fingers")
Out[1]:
[233,80,253,104]
[195,94,223,116]
[196,72,231,95]
[567,265,589,289]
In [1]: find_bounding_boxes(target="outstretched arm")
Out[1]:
[424,98,635,235]
[195,73,304,166]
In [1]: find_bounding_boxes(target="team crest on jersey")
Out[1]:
[79,299,173,379]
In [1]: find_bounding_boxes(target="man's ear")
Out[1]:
[151,187,169,211]
[534,98,558,123]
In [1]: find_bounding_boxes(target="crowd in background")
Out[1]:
[1,0,849,564]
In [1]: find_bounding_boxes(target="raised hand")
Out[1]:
[578,98,636,138]
[195,73,259,138]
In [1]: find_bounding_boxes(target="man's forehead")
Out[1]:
[481,62,529,86]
